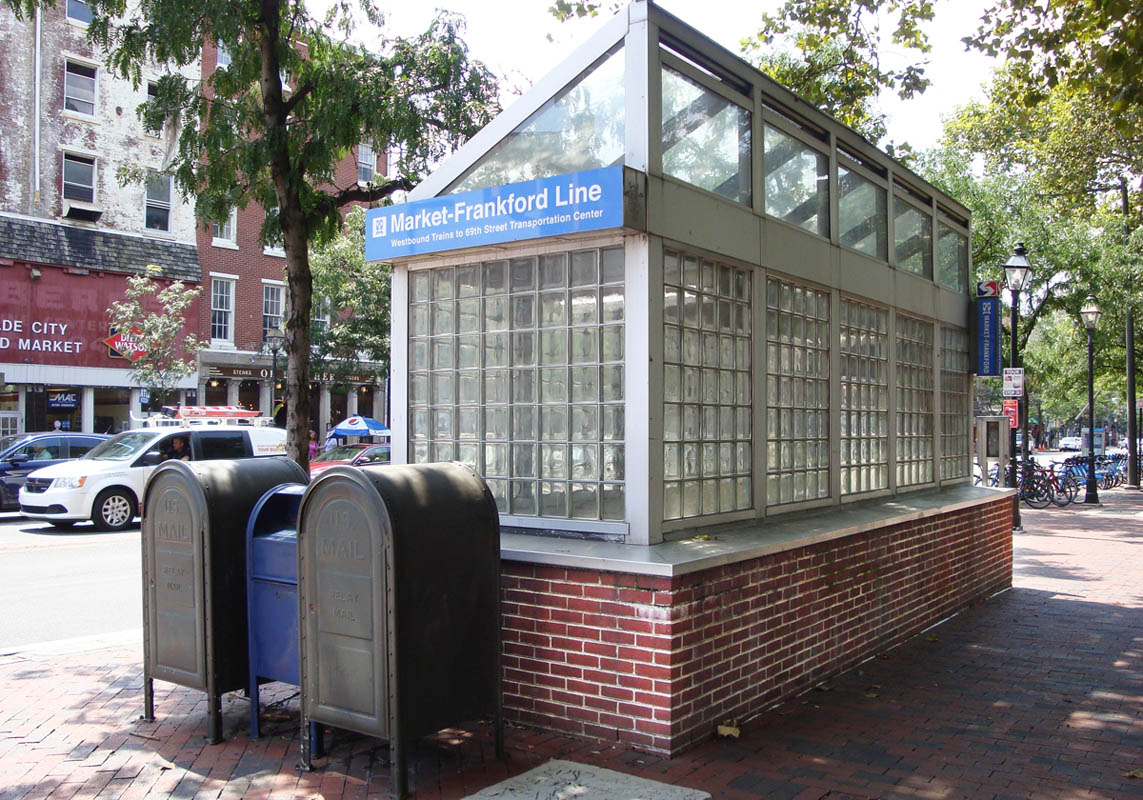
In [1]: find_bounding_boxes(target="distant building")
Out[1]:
[0,3,386,436]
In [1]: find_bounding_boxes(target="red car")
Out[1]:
[309,443,390,476]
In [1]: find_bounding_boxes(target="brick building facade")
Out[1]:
[0,5,386,437]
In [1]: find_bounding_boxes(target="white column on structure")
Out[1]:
[17,386,27,434]
[129,388,141,427]
[198,380,208,406]
[226,379,240,407]
[259,381,273,417]
[346,386,359,418]
[178,389,187,406]
[319,385,332,438]
[81,387,95,433]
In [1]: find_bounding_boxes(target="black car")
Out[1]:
[0,432,109,510]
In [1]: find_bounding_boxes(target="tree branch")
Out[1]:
[331,177,415,209]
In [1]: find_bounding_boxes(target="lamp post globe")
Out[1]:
[1081,295,1101,504]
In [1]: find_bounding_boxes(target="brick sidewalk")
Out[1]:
[1,491,1141,799]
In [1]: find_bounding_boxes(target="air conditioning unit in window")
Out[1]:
[62,200,103,222]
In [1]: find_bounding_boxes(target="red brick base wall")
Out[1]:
[500,495,1013,755]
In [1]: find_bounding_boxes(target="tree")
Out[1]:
[5,0,499,467]
[107,266,203,407]
[309,206,392,392]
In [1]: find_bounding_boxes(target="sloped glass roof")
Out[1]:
[448,47,626,193]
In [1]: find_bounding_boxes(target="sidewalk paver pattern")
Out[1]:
[1,491,1140,799]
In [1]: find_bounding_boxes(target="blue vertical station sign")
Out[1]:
[364,166,624,262]
[976,281,1001,376]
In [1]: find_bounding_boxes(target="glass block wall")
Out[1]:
[896,315,935,487]
[408,247,625,520]
[662,249,753,520]
[765,277,830,507]
[940,326,972,480]
[840,298,890,496]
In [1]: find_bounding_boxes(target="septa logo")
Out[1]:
[372,214,387,238]
[104,327,147,362]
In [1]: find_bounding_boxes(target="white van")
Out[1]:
[19,425,288,531]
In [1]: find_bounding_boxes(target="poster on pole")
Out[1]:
[1002,368,1025,397]
[1002,399,1019,429]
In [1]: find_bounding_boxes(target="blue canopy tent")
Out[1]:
[326,416,390,443]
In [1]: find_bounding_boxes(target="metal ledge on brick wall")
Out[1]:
[500,485,1015,577]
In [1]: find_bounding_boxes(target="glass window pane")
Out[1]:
[938,223,968,293]
[764,125,828,237]
[450,48,626,192]
[839,165,887,260]
[661,65,751,206]
[894,197,933,278]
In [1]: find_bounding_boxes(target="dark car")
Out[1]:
[0,432,109,510]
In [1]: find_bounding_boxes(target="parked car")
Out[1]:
[0,431,108,511]
[1059,436,1082,451]
[309,443,390,476]
[19,425,287,531]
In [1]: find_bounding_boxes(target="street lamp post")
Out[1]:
[1004,243,1033,530]
[1081,295,1101,504]
[264,331,285,425]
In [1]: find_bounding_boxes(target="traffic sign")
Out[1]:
[1002,367,1024,397]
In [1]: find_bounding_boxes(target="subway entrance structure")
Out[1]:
[367,0,1012,755]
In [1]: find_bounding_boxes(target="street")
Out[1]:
[0,512,141,651]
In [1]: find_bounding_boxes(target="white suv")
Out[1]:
[19,425,287,531]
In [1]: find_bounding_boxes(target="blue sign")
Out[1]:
[976,297,1001,376]
[364,166,624,261]
[47,391,79,409]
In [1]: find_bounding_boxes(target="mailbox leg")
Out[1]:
[310,721,324,759]
[299,716,314,771]
[206,692,222,745]
[142,676,155,722]
[249,682,261,740]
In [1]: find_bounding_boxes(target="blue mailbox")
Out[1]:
[245,481,317,749]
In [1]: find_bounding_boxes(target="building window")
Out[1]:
[64,61,97,116]
[144,173,171,231]
[213,207,237,245]
[661,65,752,206]
[66,0,92,24]
[408,247,626,521]
[894,192,933,278]
[940,326,972,480]
[663,250,753,520]
[216,45,231,68]
[262,283,284,339]
[938,223,968,293]
[765,277,830,507]
[839,164,888,260]
[62,153,95,202]
[840,298,890,496]
[210,278,234,343]
[764,124,829,237]
[357,144,375,184]
[313,297,330,331]
[896,314,935,487]
[263,207,285,256]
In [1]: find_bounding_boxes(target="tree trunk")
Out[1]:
[282,212,313,471]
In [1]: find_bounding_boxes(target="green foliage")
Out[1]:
[107,267,203,402]
[966,0,1143,120]
[4,0,499,464]
[744,0,934,144]
[308,207,391,388]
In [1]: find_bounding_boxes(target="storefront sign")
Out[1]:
[48,390,79,409]
[104,327,147,362]
[364,166,625,261]
[976,297,1001,376]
